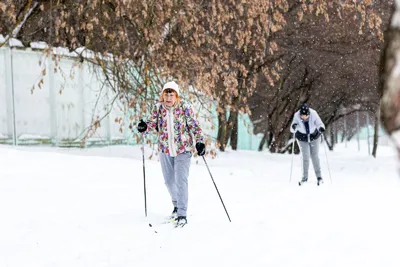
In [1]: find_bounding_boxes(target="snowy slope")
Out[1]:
[0,141,399,267]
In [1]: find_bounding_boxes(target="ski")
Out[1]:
[175,221,187,228]
[162,217,177,224]
[147,217,177,234]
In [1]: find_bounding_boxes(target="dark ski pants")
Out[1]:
[159,152,192,217]
[298,138,322,179]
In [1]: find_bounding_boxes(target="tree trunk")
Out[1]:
[267,131,274,148]
[217,110,227,152]
[294,139,300,154]
[259,131,274,151]
[346,132,356,141]
[230,111,239,150]
[269,130,287,153]
[224,109,237,150]
[372,110,380,158]
[334,123,339,145]
[341,130,346,143]
[258,133,266,151]
[328,124,335,150]
[224,95,240,150]
[269,135,277,153]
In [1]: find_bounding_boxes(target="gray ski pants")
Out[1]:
[298,138,322,179]
[159,151,192,217]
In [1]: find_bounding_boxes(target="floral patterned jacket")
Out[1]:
[145,101,204,157]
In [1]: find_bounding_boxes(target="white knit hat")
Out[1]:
[161,81,180,96]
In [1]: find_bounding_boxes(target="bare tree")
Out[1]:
[249,0,391,153]
[379,0,400,160]
[0,0,385,150]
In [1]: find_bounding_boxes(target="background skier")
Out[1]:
[290,104,326,185]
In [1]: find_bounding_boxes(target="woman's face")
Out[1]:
[300,114,310,120]
[163,89,177,107]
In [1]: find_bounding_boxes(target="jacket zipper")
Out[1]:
[167,108,177,157]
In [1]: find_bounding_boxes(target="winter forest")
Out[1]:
[1,1,400,267]
[1,0,397,153]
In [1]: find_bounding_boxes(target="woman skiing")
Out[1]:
[137,81,205,227]
[290,104,325,186]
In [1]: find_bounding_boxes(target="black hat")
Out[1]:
[300,104,310,116]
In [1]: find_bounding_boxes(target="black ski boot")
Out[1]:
[298,178,308,186]
[168,207,178,221]
[317,177,323,186]
[175,216,187,228]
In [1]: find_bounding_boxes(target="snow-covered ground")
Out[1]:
[1,140,399,267]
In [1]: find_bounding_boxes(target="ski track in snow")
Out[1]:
[0,142,399,267]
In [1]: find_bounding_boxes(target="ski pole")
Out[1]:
[141,133,148,217]
[202,156,231,222]
[321,134,332,183]
[289,132,295,182]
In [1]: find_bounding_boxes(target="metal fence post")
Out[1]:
[9,47,17,146]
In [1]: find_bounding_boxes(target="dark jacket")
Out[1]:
[295,129,321,142]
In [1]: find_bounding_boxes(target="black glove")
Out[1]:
[319,127,325,133]
[196,142,205,156]
[137,119,147,133]
[292,123,297,131]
